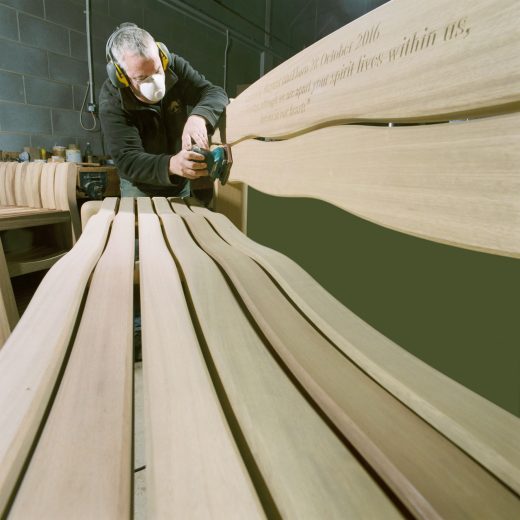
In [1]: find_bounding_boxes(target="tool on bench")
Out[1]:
[191,145,233,185]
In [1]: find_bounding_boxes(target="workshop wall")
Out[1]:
[0,0,293,158]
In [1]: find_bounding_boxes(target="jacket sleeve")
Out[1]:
[99,83,179,187]
[174,55,229,129]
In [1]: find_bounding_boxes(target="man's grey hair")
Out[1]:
[111,25,157,69]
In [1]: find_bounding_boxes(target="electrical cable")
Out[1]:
[81,0,99,132]
[79,81,98,131]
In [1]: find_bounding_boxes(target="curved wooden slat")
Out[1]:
[0,209,69,229]
[221,0,520,142]
[5,163,16,207]
[9,198,134,519]
[7,249,67,277]
[137,198,264,519]
[40,162,57,210]
[0,292,11,348]
[228,113,520,258]
[81,200,103,230]
[25,162,43,209]
[0,198,118,516]
[154,197,402,519]
[0,163,7,206]
[54,162,80,242]
[192,204,520,495]
[173,203,520,519]
[13,163,28,207]
[0,239,17,343]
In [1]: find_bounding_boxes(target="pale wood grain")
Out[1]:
[227,113,520,258]
[0,290,11,348]
[0,239,18,343]
[137,197,265,520]
[0,162,80,289]
[0,209,70,229]
[7,249,68,277]
[220,0,520,142]
[13,163,28,206]
[214,181,248,233]
[80,200,103,230]
[4,163,16,206]
[0,163,7,206]
[26,162,43,209]
[40,162,57,210]
[193,204,520,495]
[175,203,520,519]
[0,198,118,516]
[10,198,134,519]
[156,197,403,519]
[54,162,80,243]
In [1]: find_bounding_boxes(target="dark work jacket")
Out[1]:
[99,53,229,195]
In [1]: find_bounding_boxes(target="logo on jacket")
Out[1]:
[168,100,182,113]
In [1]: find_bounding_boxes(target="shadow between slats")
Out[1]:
[172,201,520,519]
[156,197,405,519]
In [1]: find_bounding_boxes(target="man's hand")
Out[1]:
[169,149,208,179]
[182,115,209,149]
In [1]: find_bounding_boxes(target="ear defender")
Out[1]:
[108,61,130,88]
[106,23,137,88]
[156,42,171,71]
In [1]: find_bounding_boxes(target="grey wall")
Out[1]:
[0,0,104,155]
[273,0,388,50]
[0,0,292,157]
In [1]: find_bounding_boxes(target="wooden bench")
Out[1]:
[0,0,519,517]
[0,161,80,341]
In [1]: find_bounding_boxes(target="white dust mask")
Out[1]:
[139,73,166,102]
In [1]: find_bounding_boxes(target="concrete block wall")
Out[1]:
[0,0,100,155]
[0,0,292,157]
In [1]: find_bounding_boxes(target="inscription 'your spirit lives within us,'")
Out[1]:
[256,17,471,123]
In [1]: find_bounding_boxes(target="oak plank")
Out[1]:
[0,198,118,516]
[0,239,18,343]
[137,198,264,519]
[81,200,103,230]
[227,113,520,258]
[7,248,67,277]
[155,197,403,519]
[0,163,7,206]
[221,0,520,142]
[14,162,28,206]
[0,210,70,230]
[175,202,520,519]
[0,289,11,348]
[4,163,16,207]
[26,162,43,209]
[9,198,134,519]
[214,182,248,233]
[40,162,57,210]
[192,204,520,495]
[54,162,81,243]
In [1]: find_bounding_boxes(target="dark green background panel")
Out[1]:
[248,188,520,417]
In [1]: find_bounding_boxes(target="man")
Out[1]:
[99,23,229,198]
